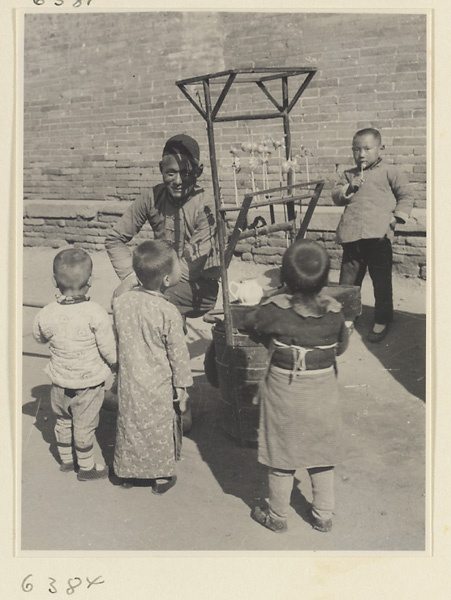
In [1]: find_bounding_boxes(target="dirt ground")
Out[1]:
[20,247,426,552]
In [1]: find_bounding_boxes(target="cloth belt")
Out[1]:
[270,339,338,382]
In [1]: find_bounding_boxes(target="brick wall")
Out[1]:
[23,201,426,278]
[23,12,427,276]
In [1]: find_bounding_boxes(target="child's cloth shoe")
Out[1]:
[367,322,390,343]
[251,506,288,533]
[310,513,333,532]
[120,480,134,489]
[59,462,74,473]
[77,464,108,481]
[152,476,177,495]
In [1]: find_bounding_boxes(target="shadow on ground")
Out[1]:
[23,384,118,474]
[356,305,426,401]
[185,373,315,528]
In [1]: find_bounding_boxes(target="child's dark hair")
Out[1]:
[281,239,330,294]
[132,240,175,290]
[53,248,92,293]
[353,127,382,144]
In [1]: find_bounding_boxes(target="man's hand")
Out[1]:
[113,274,139,300]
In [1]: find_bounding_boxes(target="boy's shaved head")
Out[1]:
[353,127,382,144]
[132,240,175,290]
[53,248,92,293]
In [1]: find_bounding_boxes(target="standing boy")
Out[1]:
[33,249,117,480]
[332,128,413,342]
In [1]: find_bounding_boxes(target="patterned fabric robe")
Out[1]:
[113,288,193,479]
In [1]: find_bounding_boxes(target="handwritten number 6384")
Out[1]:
[33,0,93,6]
[21,574,104,594]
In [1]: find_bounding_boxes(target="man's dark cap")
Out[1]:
[163,134,200,163]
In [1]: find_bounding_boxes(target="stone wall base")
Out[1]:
[23,201,427,279]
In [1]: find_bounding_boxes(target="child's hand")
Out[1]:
[389,217,397,231]
[348,173,364,194]
[345,321,355,336]
[174,387,189,412]
[251,393,260,406]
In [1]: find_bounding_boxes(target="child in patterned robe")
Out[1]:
[113,240,193,494]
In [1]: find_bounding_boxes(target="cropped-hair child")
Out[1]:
[113,240,193,494]
[332,127,413,342]
[244,239,349,533]
[33,248,117,480]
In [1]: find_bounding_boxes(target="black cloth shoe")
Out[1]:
[77,464,108,481]
[152,476,177,495]
[120,480,133,489]
[251,506,287,533]
[367,322,390,343]
[59,462,75,473]
[310,513,333,532]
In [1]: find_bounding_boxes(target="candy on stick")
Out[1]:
[281,159,296,176]
[272,138,285,188]
[260,154,269,191]
[230,148,241,206]
[301,146,313,181]
[248,155,259,193]
[298,145,314,182]
[241,138,257,193]
[281,160,291,175]
[258,141,272,192]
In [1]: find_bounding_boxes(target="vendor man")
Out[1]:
[105,133,220,317]
[105,134,220,431]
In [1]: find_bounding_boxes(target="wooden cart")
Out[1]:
[176,68,360,446]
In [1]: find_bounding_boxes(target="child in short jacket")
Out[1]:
[332,127,413,342]
[33,249,117,480]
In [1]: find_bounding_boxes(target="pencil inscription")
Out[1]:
[33,0,93,6]
[21,574,105,594]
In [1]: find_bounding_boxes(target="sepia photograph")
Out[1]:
[19,9,428,555]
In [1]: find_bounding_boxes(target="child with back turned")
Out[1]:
[332,127,413,342]
[113,240,193,494]
[244,239,349,533]
[33,248,117,480]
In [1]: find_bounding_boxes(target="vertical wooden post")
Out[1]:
[202,79,233,347]
[202,78,244,446]
[282,76,295,223]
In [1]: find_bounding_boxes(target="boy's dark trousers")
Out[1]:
[339,237,393,325]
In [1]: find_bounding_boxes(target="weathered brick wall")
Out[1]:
[23,12,427,276]
[23,201,426,278]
